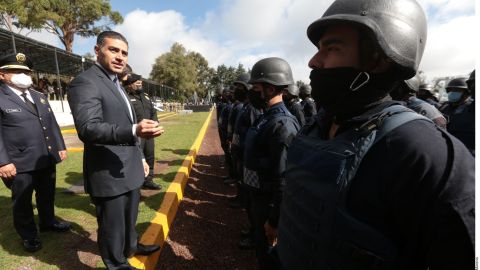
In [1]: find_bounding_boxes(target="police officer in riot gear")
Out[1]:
[243,57,300,269]
[299,84,317,123]
[230,74,264,249]
[219,87,235,181]
[277,0,474,269]
[466,70,475,97]
[440,77,475,154]
[283,84,306,126]
[215,85,225,121]
[227,74,250,200]
[418,83,440,108]
[123,73,161,190]
[390,75,446,128]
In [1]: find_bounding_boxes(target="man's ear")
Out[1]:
[94,45,100,57]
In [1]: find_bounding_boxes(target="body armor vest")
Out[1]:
[243,104,298,189]
[277,105,431,270]
[444,101,475,154]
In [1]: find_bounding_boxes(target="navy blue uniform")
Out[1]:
[244,102,300,269]
[441,99,475,155]
[127,90,158,181]
[232,103,263,236]
[301,97,317,123]
[228,101,245,181]
[278,101,474,270]
[219,102,233,177]
[286,100,306,126]
[0,84,66,240]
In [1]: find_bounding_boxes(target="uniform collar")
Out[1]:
[6,84,32,99]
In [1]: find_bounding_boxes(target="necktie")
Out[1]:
[21,92,37,113]
[113,77,134,121]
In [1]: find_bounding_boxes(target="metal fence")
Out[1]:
[0,27,181,108]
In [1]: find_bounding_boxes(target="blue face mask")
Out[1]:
[448,91,463,102]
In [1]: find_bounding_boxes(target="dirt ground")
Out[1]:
[156,113,257,270]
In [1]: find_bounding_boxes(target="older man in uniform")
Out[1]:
[0,53,70,252]
[277,0,475,269]
[123,72,161,190]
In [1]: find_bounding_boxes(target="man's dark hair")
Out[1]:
[96,31,128,47]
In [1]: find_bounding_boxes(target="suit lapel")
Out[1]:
[30,92,45,115]
[0,84,38,116]
[93,65,133,123]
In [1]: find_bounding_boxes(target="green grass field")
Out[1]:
[0,111,210,270]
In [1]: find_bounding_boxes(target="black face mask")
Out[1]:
[248,90,267,110]
[234,89,247,102]
[310,67,395,120]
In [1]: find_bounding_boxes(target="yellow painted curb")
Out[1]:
[61,129,77,134]
[128,110,213,270]
[67,147,84,152]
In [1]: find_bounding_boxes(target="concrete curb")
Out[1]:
[128,110,213,269]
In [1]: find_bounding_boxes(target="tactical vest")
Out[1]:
[277,105,431,270]
[445,101,475,154]
[243,104,299,190]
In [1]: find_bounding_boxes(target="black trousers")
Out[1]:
[141,138,155,182]
[250,191,276,270]
[91,189,140,270]
[4,166,57,240]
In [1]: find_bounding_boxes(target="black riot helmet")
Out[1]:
[390,74,420,100]
[234,73,251,90]
[446,77,469,93]
[249,57,294,86]
[307,0,427,79]
[466,70,475,92]
[299,84,312,96]
[404,75,421,92]
[286,84,299,96]
[419,83,434,93]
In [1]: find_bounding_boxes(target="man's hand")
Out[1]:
[142,160,149,177]
[0,163,17,180]
[136,119,165,139]
[59,150,68,161]
[264,221,278,246]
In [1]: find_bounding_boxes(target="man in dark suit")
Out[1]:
[0,53,71,252]
[67,31,164,270]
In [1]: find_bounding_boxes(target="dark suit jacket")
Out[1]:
[0,83,65,173]
[67,64,144,197]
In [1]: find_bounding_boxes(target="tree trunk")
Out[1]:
[61,23,75,53]
[2,13,14,31]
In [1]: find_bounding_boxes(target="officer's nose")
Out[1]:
[308,51,323,69]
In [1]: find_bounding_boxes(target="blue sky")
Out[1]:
[12,0,476,83]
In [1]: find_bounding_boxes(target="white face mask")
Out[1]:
[10,73,33,89]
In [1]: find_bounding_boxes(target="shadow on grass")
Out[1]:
[54,187,96,217]
[161,148,190,156]
[63,171,84,186]
[0,193,98,269]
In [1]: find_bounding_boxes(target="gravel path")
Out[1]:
[156,113,257,270]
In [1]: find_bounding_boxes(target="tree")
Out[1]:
[150,43,197,101]
[1,0,122,53]
[211,64,237,89]
[188,51,215,98]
